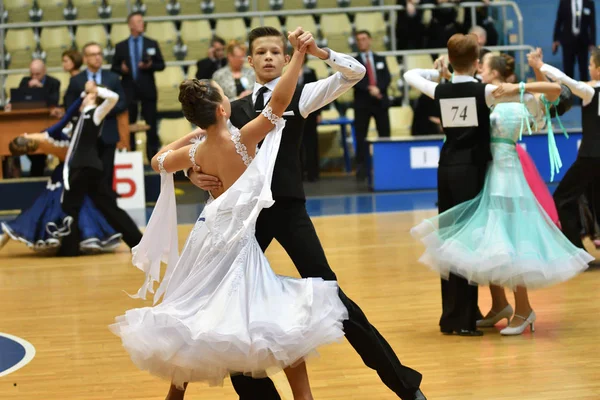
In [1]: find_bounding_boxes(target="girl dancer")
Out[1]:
[406,40,592,336]
[110,29,347,400]
[531,47,600,255]
[0,94,122,254]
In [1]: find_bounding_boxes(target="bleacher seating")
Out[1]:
[215,18,248,44]
[3,0,33,23]
[320,13,352,53]
[39,26,73,66]
[4,28,36,69]
[354,12,387,51]
[75,25,108,50]
[145,21,178,61]
[155,66,185,112]
[180,20,212,61]
[37,0,67,21]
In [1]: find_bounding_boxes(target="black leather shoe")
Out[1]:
[441,328,483,336]
[413,388,427,400]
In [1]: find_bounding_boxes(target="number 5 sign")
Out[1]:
[113,151,146,211]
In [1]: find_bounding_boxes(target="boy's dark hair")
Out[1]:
[127,12,144,23]
[355,30,371,38]
[179,79,223,129]
[248,27,287,55]
[211,36,226,47]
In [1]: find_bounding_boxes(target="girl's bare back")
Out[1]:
[194,127,257,199]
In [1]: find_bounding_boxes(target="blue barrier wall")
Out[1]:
[513,0,600,79]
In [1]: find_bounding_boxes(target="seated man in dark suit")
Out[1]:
[18,59,61,176]
[111,11,165,162]
[353,30,391,180]
[65,42,128,189]
[195,36,227,80]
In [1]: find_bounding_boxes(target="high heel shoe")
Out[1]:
[476,305,513,328]
[500,311,536,336]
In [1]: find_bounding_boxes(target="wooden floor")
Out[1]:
[2,210,600,400]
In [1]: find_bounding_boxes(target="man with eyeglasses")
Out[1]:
[64,41,127,190]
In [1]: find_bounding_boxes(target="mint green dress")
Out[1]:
[411,102,592,289]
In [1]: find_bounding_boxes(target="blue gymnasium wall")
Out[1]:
[513,0,600,79]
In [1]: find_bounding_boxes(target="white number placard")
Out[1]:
[114,151,146,211]
[440,97,479,128]
[410,146,440,169]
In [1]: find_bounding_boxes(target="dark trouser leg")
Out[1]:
[562,41,576,78]
[274,200,422,399]
[577,41,590,81]
[97,141,117,191]
[373,105,391,138]
[87,171,143,248]
[128,98,139,151]
[437,164,486,331]
[353,108,371,166]
[141,98,160,163]
[554,158,597,249]
[58,169,89,256]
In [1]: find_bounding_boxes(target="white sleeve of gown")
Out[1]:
[128,170,180,305]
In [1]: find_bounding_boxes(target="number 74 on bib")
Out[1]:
[439,97,479,128]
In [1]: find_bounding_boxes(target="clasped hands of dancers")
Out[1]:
[406,33,594,337]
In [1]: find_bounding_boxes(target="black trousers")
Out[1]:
[354,106,390,166]
[301,115,319,181]
[128,96,160,162]
[98,141,117,190]
[230,199,422,400]
[437,163,487,331]
[562,38,589,80]
[59,167,143,256]
[27,154,47,177]
[554,157,600,249]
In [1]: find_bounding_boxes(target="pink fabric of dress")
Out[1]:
[516,145,561,228]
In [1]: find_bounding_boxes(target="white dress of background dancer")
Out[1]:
[110,62,347,391]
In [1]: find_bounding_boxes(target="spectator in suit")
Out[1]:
[353,30,391,180]
[18,59,61,176]
[212,40,255,100]
[396,0,429,56]
[298,54,322,182]
[65,42,128,189]
[111,11,165,161]
[195,36,227,80]
[553,0,596,80]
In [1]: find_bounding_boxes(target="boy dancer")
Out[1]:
[404,33,543,336]
[188,27,426,400]
[59,81,143,256]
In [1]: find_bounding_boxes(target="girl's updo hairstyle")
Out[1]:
[178,79,223,129]
[488,53,515,80]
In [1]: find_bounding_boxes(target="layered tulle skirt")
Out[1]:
[411,142,592,289]
[110,223,347,388]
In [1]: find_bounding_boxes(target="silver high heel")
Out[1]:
[476,305,513,327]
[500,311,536,336]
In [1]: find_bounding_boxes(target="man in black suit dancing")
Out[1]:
[353,30,392,180]
[65,42,128,188]
[187,26,426,400]
[111,11,165,161]
[18,59,61,176]
[553,0,596,80]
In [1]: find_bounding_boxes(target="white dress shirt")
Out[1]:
[251,48,366,119]
[540,62,598,106]
[403,69,544,124]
